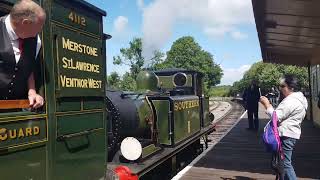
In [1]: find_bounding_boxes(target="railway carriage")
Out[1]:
[0,1,216,179]
[0,0,108,179]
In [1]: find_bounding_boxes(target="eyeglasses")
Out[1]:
[279,84,286,88]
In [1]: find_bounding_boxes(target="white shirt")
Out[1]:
[5,15,41,63]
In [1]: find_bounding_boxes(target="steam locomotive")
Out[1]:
[106,69,215,179]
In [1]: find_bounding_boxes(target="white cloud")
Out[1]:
[221,53,234,61]
[137,0,144,9]
[220,65,251,85]
[142,0,254,60]
[113,16,129,33]
[231,31,248,40]
[204,26,233,38]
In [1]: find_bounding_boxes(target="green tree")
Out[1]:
[120,72,136,91]
[229,62,308,96]
[244,62,282,91]
[113,38,144,79]
[148,50,165,70]
[229,81,242,96]
[113,38,165,79]
[208,86,231,97]
[280,65,309,89]
[107,72,121,89]
[155,36,223,88]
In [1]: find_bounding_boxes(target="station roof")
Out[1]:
[252,0,320,67]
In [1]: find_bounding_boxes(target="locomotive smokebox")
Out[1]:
[106,90,152,139]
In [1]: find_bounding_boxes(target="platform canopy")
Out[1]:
[252,0,320,67]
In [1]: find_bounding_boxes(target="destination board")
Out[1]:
[53,25,104,97]
[0,118,47,149]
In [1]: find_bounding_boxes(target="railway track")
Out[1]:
[209,100,220,111]
[206,101,245,147]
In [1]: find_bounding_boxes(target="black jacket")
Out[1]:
[243,85,260,109]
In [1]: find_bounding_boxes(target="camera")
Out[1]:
[265,92,278,107]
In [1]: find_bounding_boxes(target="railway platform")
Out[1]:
[173,104,320,180]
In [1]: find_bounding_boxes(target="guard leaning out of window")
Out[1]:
[0,0,46,109]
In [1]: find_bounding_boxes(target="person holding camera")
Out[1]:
[260,74,308,180]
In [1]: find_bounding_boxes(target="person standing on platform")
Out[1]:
[260,74,308,180]
[243,80,260,131]
[0,0,46,109]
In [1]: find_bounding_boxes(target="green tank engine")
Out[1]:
[106,69,214,162]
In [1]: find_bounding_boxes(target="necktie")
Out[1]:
[18,38,24,56]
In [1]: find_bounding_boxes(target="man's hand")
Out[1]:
[28,93,44,109]
[260,96,272,109]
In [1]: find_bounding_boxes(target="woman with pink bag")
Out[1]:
[260,74,308,180]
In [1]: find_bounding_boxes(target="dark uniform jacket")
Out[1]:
[243,85,260,110]
[0,16,37,100]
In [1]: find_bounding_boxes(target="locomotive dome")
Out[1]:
[136,71,159,91]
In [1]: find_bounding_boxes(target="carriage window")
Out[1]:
[0,5,46,115]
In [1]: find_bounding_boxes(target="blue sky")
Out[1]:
[85,0,262,85]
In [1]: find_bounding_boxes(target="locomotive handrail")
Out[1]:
[0,100,30,109]
[120,92,142,98]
